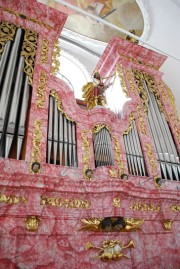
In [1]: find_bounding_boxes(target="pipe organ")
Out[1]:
[93,125,114,167]
[133,71,180,181]
[0,21,37,159]
[46,95,78,167]
[123,119,147,177]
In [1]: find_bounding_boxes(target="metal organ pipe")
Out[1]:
[0,27,31,159]
[93,128,113,167]
[123,121,147,177]
[144,80,180,181]
[47,96,77,167]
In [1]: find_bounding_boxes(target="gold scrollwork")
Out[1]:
[50,90,74,122]
[130,202,161,212]
[133,70,164,113]
[113,197,121,207]
[144,73,164,113]
[144,143,157,173]
[30,119,43,173]
[170,205,180,212]
[21,29,38,86]
[79,218,144,232]
[136,105,147,135]
[126,69,136,93]
[25,216,40,231]
[0,7,52,30]
[117,63,129,97]
[0,21,16,59]
[92,124,111,135]
[0,193,27,204]
[36,71,47,108]
[40,196,91,209]
[40,39,48,64]
[113,136,124,176]
[169,113,180,144]
[81,130,91,180]
[161,219,173,230]
[133,69,149,112]
[51,40,60,75]
[123,113,134,135]
[109,169,118,178]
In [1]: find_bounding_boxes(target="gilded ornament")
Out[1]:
[113,197,121,207]
[0,7,52,30]
[169,113,180,144]
[81,130,91,180]
[0,21,16,59]
[132,69,149,112]
[79,217,144,232]
[161,220,173,230]
[123,113,134,135]
[126,69,136,93]
[51,40,60,75]
[145,143,157,173]
[40,196,91,209]
[113,136,124,176]
[136,105,147,135]
[116,63,129,97]
[0,193,27,204]
[85,239,135,262]
[109,169,118,178]
[144,73,164,113]
[30,119,43,173]
[40,39,48,64]
[130,202,161,212]
[21,29,38,86]
[25,216,40,231]
[92,124,111,135]
[170,205,180,212]
[50,90,74,122]
[36,71,47,108]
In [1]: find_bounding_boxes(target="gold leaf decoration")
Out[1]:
[21,29,38,85]
[0,21,16,59]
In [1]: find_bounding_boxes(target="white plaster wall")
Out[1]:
[143,0,180,116]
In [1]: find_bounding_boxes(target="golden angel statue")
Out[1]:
[82,71,111,110]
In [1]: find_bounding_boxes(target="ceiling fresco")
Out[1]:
[38,0,144,42]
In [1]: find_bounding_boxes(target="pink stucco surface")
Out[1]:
[0,1,180,268]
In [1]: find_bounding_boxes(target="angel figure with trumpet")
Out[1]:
[82,71,114,110]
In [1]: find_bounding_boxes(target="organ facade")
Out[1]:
[0,1,180,268]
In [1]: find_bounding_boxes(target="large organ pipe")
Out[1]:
[133,121,146,176]
[17,76,30,160]
[144,80,180,180]
[5,57,25,158]
[123,134,132,174]
[104,128,109,165]
[53,99,58,164]
[58,112,63,165]
[0,28,22,128]
[63,116,68,166]
[47,96,53,163]
[68,121,72,166]
[72,122,77,167]
[129,127,138,175]
[0,41,11,85]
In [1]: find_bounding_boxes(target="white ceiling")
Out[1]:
[60,0,180,116]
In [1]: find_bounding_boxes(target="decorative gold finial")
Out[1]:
[161,220,173,230]
[25,216,40,231]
